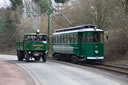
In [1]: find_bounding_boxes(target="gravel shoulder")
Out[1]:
[0,59,36,85]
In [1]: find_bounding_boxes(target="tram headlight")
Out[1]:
[95,50,99,54]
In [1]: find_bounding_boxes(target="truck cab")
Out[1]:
[16,32,48,62]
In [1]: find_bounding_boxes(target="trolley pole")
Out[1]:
[47,0,51,53]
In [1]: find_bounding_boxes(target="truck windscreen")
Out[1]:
[24,35,47,41]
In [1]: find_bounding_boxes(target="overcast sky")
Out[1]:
[0,0,10,8]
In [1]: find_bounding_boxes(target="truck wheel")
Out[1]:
[17,51,23,61]
[42,54,47,62]
[25,52,29,62]
[17,51,20,61]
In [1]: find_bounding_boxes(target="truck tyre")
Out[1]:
[17,51,20,61]
[42,54,47,62]
[17,51,23,61]
[25,52,29,62]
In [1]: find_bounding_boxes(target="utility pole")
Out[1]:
[47,0,51,53]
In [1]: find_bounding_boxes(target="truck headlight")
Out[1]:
[95,50,99,54]
[28,51,31,54]
[45,51,48,54]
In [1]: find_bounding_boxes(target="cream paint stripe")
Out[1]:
[53,46,74,53]
[87,57,104,59]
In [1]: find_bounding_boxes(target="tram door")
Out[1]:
[79,32,86,56]
[79,32,92,56]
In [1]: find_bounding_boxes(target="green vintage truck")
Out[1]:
[16,31,48,62]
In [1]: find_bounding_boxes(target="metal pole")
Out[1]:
[0,20,1,39]
[47,0,51,53]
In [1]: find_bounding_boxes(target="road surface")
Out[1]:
[0,54,127,85]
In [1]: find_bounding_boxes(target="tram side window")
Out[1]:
[65,35,67,43]
[72,34,75,43]
[55,36,57,44]
[58,36,60,44]
[56,36,58,44]
[61,35,64,44]
[55,36,56,44]
[62,35,64,43]
[60,35,62,43]
[63,35,65,43]
[69,34,71,43]
[70,34,74,43]
[59,35,61,44]
[62,35,63,43]
[74,34,77,43]
[54,36,55,43]
[63,35,64,44]
[52,37,54,43]
[57,36,59,44]
[66,35,68,43]
[67,35,69,43]
[93,32,100,42]
[64,35,66,43]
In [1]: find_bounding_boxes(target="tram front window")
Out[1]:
[93,32,100,42]
[86,33,92,42]
[100,32,104,42]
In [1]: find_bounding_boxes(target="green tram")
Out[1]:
[16,31,48,62]
[51,24,104,62]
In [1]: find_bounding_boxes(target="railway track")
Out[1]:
[48,57,128,76]
[92,64,128,76]
[78,63,128,76]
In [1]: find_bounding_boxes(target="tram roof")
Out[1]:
[53,28,103,35]
[56,24,97,33]
[54,24,103,35]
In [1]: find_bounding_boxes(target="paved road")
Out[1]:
[0,54,127,85]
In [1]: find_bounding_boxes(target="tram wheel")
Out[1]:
[71,55,78,63]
